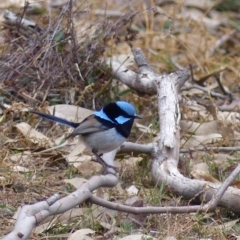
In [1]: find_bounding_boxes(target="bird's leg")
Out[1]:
[92,150,118,173]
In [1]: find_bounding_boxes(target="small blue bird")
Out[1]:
[30,101,141,171]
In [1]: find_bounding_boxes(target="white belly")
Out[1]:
[82,128,126,153]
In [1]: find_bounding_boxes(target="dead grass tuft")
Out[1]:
[0,1,138,108]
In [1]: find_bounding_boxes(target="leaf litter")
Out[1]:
[1,0,240,239]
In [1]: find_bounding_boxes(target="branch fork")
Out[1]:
[3,48,240,239]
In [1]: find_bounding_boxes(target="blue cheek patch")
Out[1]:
[94,110,115,123]
[115,115,131,124]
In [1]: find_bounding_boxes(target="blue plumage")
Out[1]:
[94,109,114,123]
[30,111,79,128]
[116,101,137,117]
[115,115,131,124]
[30,101,140,171]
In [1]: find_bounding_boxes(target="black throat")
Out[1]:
[103,102,133,123]
[95,116,134,138]
[96,102,135,138]
[115,118,134,138]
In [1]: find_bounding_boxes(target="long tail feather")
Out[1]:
[30,111,79,128]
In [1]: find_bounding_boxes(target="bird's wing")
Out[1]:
[66,115,113,138]
[30,110,116,139]
[30,110,79,128]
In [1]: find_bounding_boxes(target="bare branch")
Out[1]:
[203,163,240,211]
[108,48,240,214]
[90,161,240,213]
[180,146,240,153]
[106,48,158,94]
[132,48,154,73]
[2,172,118,240]
[4,10,36,29]
[119,142,154,154]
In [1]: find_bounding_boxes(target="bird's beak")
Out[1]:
[135,115,142,119]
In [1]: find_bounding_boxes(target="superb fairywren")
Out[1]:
[30,101,141,170]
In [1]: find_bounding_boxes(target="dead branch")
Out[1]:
[108,48,240,214]
[4,47,240,239]
[3,142,240,239]
[120,140,240,155]
[4,10,36,29]
[0,1,139,108]
[180,146,240,153]
[106,57,157,95]
[1,151,118,240]
[90,163,240,213]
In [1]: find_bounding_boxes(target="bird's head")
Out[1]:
[94,101,141,124]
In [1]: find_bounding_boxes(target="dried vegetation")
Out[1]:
[1,0,240,239]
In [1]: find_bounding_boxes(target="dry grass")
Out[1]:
[1,0,240,239]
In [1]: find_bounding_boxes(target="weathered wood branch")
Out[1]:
[3,48,240,240]
[108,48,240,214]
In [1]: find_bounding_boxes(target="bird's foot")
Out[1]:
[92,152,118,174]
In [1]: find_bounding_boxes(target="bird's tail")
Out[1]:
[30,111,79,128]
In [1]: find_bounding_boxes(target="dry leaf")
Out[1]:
[119,234,157,240]
[64,141,87,166]
[126,185,138,195]
[115,182,125,195]
[181,133,222,148]
[183,0,212,10]
[34,208,85,234]
[191,162,209,173]
[231,180,240,189]
[112,54,135,67]
[68,229,95,240]
[125,196,143,207]
[76,160,101,176]
[9,152,32,164]
[191,169,219,183]
[34,218,58,234]
[11,166,30,172]
[210,219,239,231]
[182,88,205,96]
[180,120,219,135]
[95,187,109,200]
[15,122,53,146]
[47,104,92,122]
[0,132,11,147]
[121,157,143,170]
[136,123,156,134]
[0,176,6,182]
[64,177,87,189]
[182,8,224,31]
[57,208,85,223]
[217,111,240,123]
[213,153,232,168]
